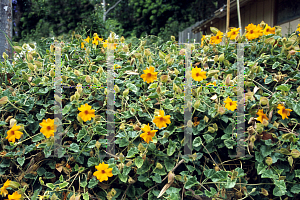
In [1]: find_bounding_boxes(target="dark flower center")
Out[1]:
[85,110,89,114]
[102,170,106,174]
[196,73,200,76]
[250,30,254,34]
[147,73,152,77]
[47,126,51,130]
[147,132,151,135]
[11,131,15,135]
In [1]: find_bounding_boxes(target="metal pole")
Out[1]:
[237,0,242,35]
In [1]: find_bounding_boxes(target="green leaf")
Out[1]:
[205,187,217,197]
[46,183,55,190]
[151,173,162,183]
[273,180,286,196]
[44,172,55,179]
[193,137,202,147]
[80,181,87,188]
[87,157,98,167]
[148,82,158,89]
[77,129,87,142]
[294,170,300,178]
[203,134,214,143]
[83,192,89,200]
[118,174,128,183]
[37,167,46,176]
[0,121,6,126]
[276,84,292,92]
[69,143,80,152]
[127,147,139,158]
[272,61,280,69]
[135,156,144,168]
[138,175,149,182]
[62,103,72,115]
[164,159,174,171]
[224,139,236,149]
[257,163,267,175]
[211,171,228,182]
[127,83,138,93]
[184,176,199,189]
[167,140,177,156]
[17,157,25,166]
[260,145,272,157]
[88,177,98,188]
[292,102,300,116]
[225,177,236,188]
[291,184,300,193]
[264,75,273,84]
[59,182,68,189]
[32,133,45,142]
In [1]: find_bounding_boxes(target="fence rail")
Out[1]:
[178,21,203,43]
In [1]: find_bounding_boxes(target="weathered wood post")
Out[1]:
[0,0,12,62]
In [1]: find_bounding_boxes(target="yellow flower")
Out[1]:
[92,38,99,46]
[39,118,56,138]
[84,36,91,43]
[140,124,158,143]
[103,40,117,50]
[5,191,21,200]
[277,104,292,120]
[193,117,200,127]
[224,97,237,111]
[245,24,263,40]
[0,180,10,197]
[140,66,158,83]
[200,35,206,47]
[93,162,113,182]
[256,109,268,123]
[296,24,300,36]
[210,31,223,44]
[191,67,207,81]
[227,28,240,40]
[78,103,96,122]
[81,42,84,49]
[263,24,275,35]
[5,124,23,143]
[114,64,121,70]
[206,81,216,86]
[153,110,171,129]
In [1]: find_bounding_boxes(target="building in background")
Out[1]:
[179,0,300,43]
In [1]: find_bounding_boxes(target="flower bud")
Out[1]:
[85,75,91,84]
[114,85,120,93]
[262,118,269,127]
[104,88,107,95]
[203,46,209,53]
[0,96,9,105]
[171,36,175,41]
[179,49,185,55]
[119,36,125,43]
[14,46,22,53]
[218,106,225,115]
[9,118,17,128]
[135,53,142,59]
[123,88,129,97]
[291,149,300,158]
[225,74,231,85]
[159,51,165,59]
[156,162,163,169]
[95,141,101,149]
[194,100,200,109]
[219,53,224,62]
[176,86,182,94]
[173,83,178,91]
[77,114,83,124]
[156,86,161,94]
[174,68,179,76]
[50,69,55,77]
[210,27,219,35]
[119,123,126,130]
[92,76,99,85]
[160,75,169,83]
[247,126,255,135]
[130,57,135,66]
[207,70,219,78]
[31,50,37,57]
[9,181,20,189]
[123,45,129,52]
[75,91,80,100]
[265,157,272,166]
[76,84,83,94]
[28,63,35,71]
[147,56,153,64]
[260,97,269,106]
[214,55,219,63]
[43,76,49,82]
[34,60,42,68]
[203,116,209,123]
[297,86,300,93]
[256,123,264,133]
[167,58,174,66]
[2,52,8,60]
[70,95,75,102]
[27,53,33,62]
[144,49,151,57]
[74,70,80,76]
[61,75,68,82]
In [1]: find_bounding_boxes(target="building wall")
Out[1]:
[277,17,300,37]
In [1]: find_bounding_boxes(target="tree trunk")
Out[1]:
[0,0,12,62]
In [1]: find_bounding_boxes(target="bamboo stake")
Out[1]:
[226,0,230,32]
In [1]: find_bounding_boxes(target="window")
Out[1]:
[276,0,300,25]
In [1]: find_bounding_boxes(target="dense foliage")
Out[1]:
[1,22,300,200]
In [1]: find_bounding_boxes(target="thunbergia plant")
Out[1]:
[1,22,300,200]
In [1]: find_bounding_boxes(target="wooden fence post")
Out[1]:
[0,0,12,62]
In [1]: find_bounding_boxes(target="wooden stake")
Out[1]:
[226,0,230,32]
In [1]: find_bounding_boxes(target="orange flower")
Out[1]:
[39,118,56,138]
[245,23,263,41]
[277,104,292,120]
[206,81,216,86]
[81,42,84,49]
[5,191,21,200]
[210,31,223,44]
[263,24,275,35]
[93,162,113,182]
[78,103,96,122]
[84,36,91,43]
[191,67,207,82]
[0,179,10,197]
[227,28,240,40]
[140,124,158,143]
[193,117,200,127]
[256,109,268,123]
[6,124,23,143]
[153,110,171,129]
[224,97,237,111]
[140,66,158,83]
